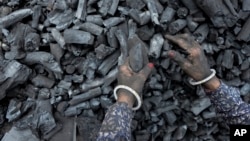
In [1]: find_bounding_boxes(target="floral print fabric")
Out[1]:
[97,82,250,140]
[97,102,133,141]
[207,82,250,124]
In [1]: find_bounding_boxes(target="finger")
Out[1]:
[119,64,133,76]
[167,50,191,68]
[139,63,154,79]
[165,34,189,50]
[124,57,130,66]
[120,57,131,70]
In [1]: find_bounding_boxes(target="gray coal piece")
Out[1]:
[63,29,95,45]
[0,60,31,100]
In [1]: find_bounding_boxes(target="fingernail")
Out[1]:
[148,63,154,68]
[167,51,175,58]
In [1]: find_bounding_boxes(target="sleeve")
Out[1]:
[206,82,250,124]
[97,102,134,141]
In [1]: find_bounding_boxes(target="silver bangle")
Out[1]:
[189,69,216,86]
[114,85,142,110]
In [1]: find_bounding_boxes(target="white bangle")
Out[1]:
[189,69,216,86]
[114,85,142,110]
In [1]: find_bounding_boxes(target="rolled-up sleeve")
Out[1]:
[97,102,134,141]
[207,82,250,124]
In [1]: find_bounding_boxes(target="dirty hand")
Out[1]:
[117,60,154,107]
[165,34,220,90]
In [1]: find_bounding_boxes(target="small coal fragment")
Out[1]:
[69,87,102,106]
[6,23,38,59]
[177,7,188,18]
[49,113,75,141]
[64,29,95,45]
[187,16,199,32]
[22,51,63,78]
[99,0,112,16]
[242,0,250,11]
[168,19,187,34]
[108,0,119,15]
[38,88,51,99]
[97,50,119,75]
[191,97,211,116]
[237,16,250,42]
[47,9,74,30]
[0,60,31,100]
[0,9,33,28]
[2,127,39,141]
[103,17,125,28]
[0,106,5,125]
[241,69,250,82]
[86,15,104,26]
[195,0,237,27]
[222,50,234,69]
[163,111,177,125]
[77,117,101,140]
[90,98,101,110]
[241,59,250,70]
[75,0,87,20]
[202,111,216,119]
[160,7,175,25]
[15,99,56,137]
[32,5,42,29]
[180,0,199,14]
[146,0,160,25]
[137,25,155,41]
[193,24,209,43]
[149,33,164,59]
[128,9,141,24]
[100,96,113,109]
[77,22,104,36]
[31,75,55,88]
[173,125,187,140]
[162,90,174,100]
[64,102,90,116]
[139,11,151,25]
[51,28,66,49]
[95,44,115,60]
[126,0,145,10]
[6,99,22,122]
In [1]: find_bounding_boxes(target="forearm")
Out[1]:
[206,81,250,124]
[97,102,134,141]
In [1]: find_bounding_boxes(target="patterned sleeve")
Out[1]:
[206,82,250,124]
[97,102,134,141]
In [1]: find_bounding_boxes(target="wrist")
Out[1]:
[202,76,221,91]
[117,90,135,108]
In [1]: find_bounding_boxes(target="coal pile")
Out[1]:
[0,0,249,140]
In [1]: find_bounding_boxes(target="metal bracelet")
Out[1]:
[114,85,142,110]
[189,69,216,86]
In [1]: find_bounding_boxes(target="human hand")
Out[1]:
[117,59,154,107]
[165,34,220,90]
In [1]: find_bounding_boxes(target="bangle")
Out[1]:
[189,69,216,86]
[114,85,142,110]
